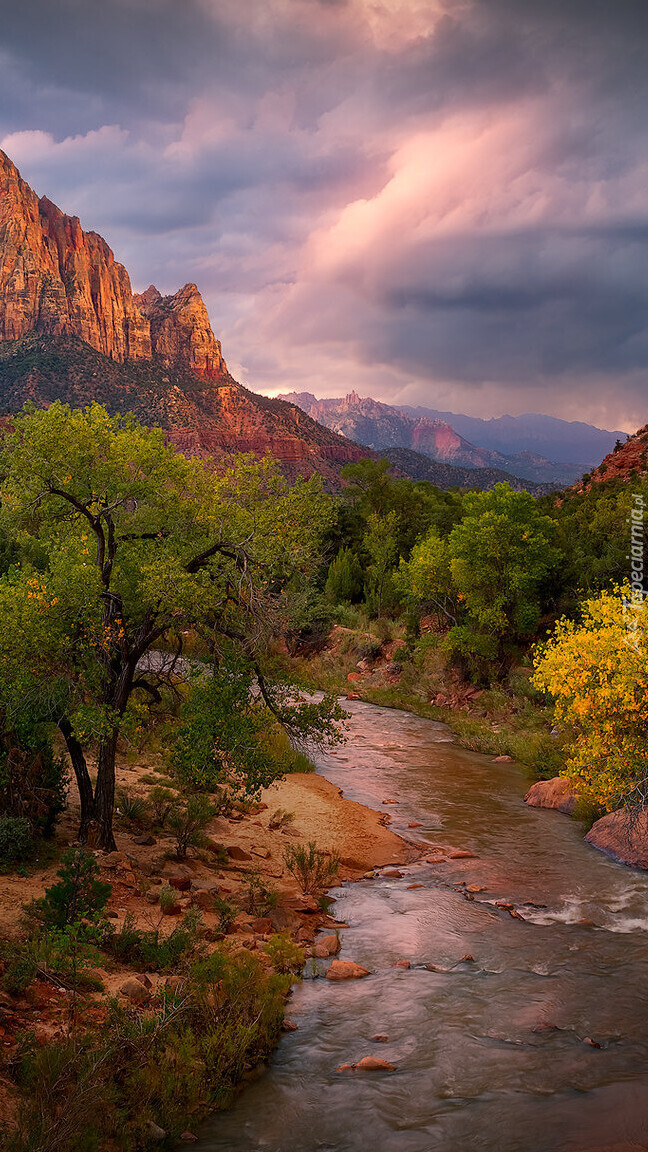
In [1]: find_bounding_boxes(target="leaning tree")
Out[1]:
[0,402,338,849]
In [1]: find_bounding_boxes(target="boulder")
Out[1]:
[326,960,370,981]
[227,845,252,861]
[146,1122,167,1141]
[120,978,152,1005]
[190,889,216,911]
[586,808,648,869]
[168,875,192,892]
[314,934,341,958]
[524,776,579,815]
[356,1057,396,1070]
[251,917,273,935]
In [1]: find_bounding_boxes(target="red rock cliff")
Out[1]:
[0,150,226,378]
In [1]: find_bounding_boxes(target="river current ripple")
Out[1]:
[195,700,648,1152]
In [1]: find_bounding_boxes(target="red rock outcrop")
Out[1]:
[524,776,579,815]
[0,149,371,487]
[585,808,648,869]
[0,150,226,379]
[133,283,226,380]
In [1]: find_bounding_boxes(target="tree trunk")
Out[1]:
[94,729,119,851]
[57,718,96,842]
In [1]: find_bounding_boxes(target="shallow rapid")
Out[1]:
[196,699,648,1152]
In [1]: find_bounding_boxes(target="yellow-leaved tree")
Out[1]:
[532,586,648,811]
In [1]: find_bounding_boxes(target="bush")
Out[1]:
[30,848,111,930]
[103,908,203,972]
[2,953,38,997]
[148,786,179,828]
[0,815,32,864]
[168,795,216,859]
[243,873,278,917]
[115,788,149,827]
[263,933,305,975]
[6,951,292,1151]
[0,719,67,838]
[283,841,340,896]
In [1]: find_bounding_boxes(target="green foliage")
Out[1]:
[2,953,38,997]
[6,947,289,1152]
[168,794,216,859]
[325,547,364,603]
[243,873,279,917]
[115,788,149,827]
[543,477,648,604]
[147,785,179,828]
[0,401,336,848]
[263,932,305,975]
[170,657,285,796]
[0,718,66,839]
[31,848,111,930]
[0,816,33,864]
[283,840,340,895]
[158,884,178,915]
[103,908,203,971]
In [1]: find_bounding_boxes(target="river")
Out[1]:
[195,699,648,1152]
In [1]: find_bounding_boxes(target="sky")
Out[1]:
[1,0,647,431]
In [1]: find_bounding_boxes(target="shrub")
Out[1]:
[0,815,33,864]
[115,788,149,827]
[30,847,111,930]
[0,719,67,838]
[3,953,38,997]
[5,949,290,1152]
[263,933,305,975]
[168,795,216,859]
[283,841,340,896]
[148,786,179,828]
[243,873,278,917]
[103,908,203,972]
[268,807,294,831]
[212,896,236,933]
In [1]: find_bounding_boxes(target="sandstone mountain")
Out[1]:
[0,149,367,484]
[279,391,585,486]
[573,425,647,491]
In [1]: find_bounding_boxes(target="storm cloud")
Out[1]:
[1,0,648,429]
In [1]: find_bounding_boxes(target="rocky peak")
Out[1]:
[133,282,226,380]
[0,149,227,379]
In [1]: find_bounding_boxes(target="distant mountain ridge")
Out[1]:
[279,392,577,484]
[278,391,622,484]
[398,406,624,470]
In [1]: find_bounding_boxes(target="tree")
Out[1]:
[394,531,456,626]
[324,547,364,603]
[395,483,561,675]
[532,586,648,811]
[363,510,399,617]
[0,402,337,849]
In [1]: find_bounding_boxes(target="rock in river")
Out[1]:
[326,960,370,981]
[524,776,579,815]
[586,808,648,870]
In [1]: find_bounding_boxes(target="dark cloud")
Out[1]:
[0,0,648,426]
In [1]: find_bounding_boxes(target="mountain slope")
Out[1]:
[381,447,551,494]
[0,149,370,484]
[278,391,575,485]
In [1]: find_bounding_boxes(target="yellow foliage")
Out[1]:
[532,586,648,810]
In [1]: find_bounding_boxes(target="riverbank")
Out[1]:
[0,750,412,1148]
[194,694,648,1152]
[270,624,565,780]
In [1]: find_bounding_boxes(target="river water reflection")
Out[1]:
[196,700,648,1152]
